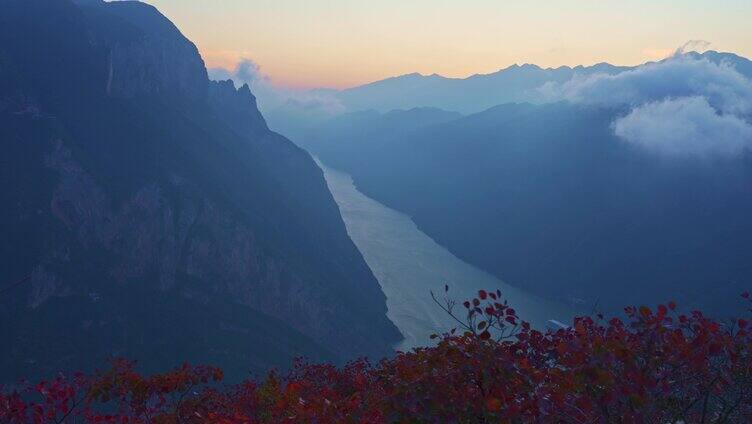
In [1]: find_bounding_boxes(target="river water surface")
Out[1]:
[319,162,576,351]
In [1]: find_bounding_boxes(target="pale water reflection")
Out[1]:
[319,161,577,351]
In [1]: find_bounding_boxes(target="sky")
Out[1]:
[138,0,752,90]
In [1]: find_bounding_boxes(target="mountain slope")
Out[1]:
[304,101,752,316]
[0,0,400,382]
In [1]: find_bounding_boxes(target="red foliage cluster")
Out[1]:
[3,291,752,423]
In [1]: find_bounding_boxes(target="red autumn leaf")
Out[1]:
[639,306,651,318]
[486,397,502,412]
[4,291,751,423]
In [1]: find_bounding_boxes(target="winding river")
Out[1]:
[319,161,576,351]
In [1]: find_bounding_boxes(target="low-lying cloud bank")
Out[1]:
[613,97,752,157]
[540,54,752,157]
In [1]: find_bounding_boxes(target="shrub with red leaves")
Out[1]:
[2,291,752,423]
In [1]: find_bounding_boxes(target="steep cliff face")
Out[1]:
[78,0,209,101]
[0,0,400,382]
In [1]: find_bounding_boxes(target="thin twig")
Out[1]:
[0,274,31,296]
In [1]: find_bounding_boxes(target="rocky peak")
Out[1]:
[208,80,269,138]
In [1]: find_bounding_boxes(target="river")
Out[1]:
[319,161,577,351]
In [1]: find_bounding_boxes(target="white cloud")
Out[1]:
[613,96,752,157]
[674,39,711,56]
[540,56,752,114]
[538,54,752,157]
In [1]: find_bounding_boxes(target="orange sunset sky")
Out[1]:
[139,0,752,89]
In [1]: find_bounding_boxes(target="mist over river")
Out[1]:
[318,161,577,350]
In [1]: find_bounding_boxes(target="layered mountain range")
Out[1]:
[265,49,752,142]
[333,63,627,115]
[297,51,752,316]
[324,50,752,115]
[0,0,399,382]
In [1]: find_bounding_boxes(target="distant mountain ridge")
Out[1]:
[0,0,400,382]
[264,50,752,141]
[332,50,752,114]
[334,63,625,114]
